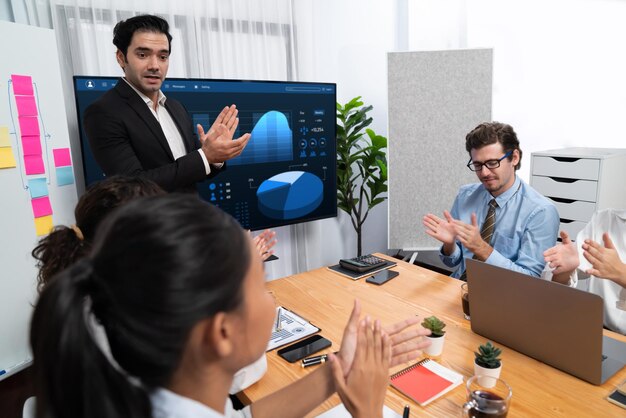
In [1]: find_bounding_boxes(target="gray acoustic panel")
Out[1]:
[388,49,492,250]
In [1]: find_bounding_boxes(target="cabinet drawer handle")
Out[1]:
[549,177,579,184]
[551,157,581,162]
[549,197,576,204]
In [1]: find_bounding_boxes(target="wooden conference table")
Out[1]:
[239,254,626,417]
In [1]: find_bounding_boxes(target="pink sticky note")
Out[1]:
[15,95,38,116]
[18,116,40,137]
[24,155,45,175]
[11,75,34,95]
[52,148,71,167]
[31,196,53,218]
[22,137,42,156]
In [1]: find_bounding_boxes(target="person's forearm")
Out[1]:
[551,270,575,285]
[250,363,335,418]
[485,249,542,277]
[442,241,456,256]
[472,241,493,262]
[608,264,626,288]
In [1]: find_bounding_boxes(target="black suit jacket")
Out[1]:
[84,78,218,192]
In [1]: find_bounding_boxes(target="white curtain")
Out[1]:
[46,0,297,80]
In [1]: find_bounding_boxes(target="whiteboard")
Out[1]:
[0,21,78,380]
[387,49,492,250]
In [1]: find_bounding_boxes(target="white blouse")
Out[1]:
[542,209,626,334]
[151,388,252,418]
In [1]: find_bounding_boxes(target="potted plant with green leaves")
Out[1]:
[421,315,446,356]
[336,97,388,257]
[474,341,503,388]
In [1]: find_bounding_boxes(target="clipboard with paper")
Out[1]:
[266,306,320,351]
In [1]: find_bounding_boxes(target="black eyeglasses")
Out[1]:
[466,151,512,172]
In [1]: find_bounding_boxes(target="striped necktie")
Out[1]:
[460,198,498,281]
[479,198,498,246]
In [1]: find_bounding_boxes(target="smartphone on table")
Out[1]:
[277,335,332,363]
[607,381,626,409]
[366,269,399,285]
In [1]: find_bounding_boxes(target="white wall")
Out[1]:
[408,0,626,182]
[292,0,399,263]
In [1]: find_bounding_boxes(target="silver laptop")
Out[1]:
[466,258,626,385]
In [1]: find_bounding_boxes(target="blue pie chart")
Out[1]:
[257,171,323,219]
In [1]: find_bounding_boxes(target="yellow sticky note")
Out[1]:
[0,126,10,147]
[0,146,17,168]
[34,215,53,236]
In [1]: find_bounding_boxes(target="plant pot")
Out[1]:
[424,334,445,356]
[473,361,502,388]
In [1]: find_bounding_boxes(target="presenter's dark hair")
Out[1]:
[32,176,164,291]
[30,194,251,418]
[113,14,173,57]
[465,122,522,170]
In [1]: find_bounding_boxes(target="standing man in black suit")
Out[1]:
[84,15,250,192]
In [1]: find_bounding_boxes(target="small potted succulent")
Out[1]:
[421,315,446,356]
[474,341,502,388]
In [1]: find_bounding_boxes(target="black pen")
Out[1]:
[301,354,328,368]
[402,404,410,418]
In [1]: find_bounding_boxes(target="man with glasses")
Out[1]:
[423,122,559,279]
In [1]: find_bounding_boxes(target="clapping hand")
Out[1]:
[253,229,278,261]
[423,211,456,246]
[330,317,389,418]
[335,300,431,379]
[451,213,490,258]
[198,105,251,163]
[582,233,626,285]
[543,231,579,275]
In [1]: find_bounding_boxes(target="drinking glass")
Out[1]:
[462,375,512,418]
[461,282,470,320]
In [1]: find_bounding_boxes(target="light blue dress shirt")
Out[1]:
[440,176,559,278]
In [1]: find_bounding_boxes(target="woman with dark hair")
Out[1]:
[30,195,430,418]
[32,176,277,292]
[31,176,164,291]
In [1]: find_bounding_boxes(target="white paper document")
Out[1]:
[267,306,320,351]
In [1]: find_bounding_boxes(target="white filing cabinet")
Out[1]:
[530,148,626,240]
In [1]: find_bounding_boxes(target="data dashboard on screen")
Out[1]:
[73,76,337,230]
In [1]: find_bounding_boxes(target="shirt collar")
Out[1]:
[616,211,626,221]
[492,175,522,207]
[150,387,228,418]
[122,77,167,107]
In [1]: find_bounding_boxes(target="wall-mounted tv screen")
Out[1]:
[73,76,337,230]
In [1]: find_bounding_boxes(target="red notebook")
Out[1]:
[390,358,463,406]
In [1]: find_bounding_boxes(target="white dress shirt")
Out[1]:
[151,388,252,418]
